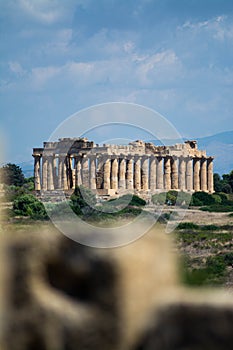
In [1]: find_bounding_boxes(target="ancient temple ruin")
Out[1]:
[32,138,214,196]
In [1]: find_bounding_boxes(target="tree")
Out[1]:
[214,173,223,192]
[0,163,25,186]
[214,170,233,194]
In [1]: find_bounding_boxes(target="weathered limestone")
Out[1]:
[96,157,104,189]
[164,157,171,191]
[103,158,111,190]
[200,158,207,192]
[81,156,89,188]
[171,157,178,190]
[141,156,149,191]
[62,156,68,191]
[186,157,193,191]
[89,156,97,190]
[178,157,186,191]
[111,158,118,190]
[75,157,82,187]
[119,158,126,189]
[207,158,214,193]
[33,138,214,195]
[193,158,201,192]
[33,155,41,191]
[157,157,164,190]
[58,156,63,189]
[149,156,157,191]
[47,156,54,191]
[42,156,48,190]
[126,158,134,190]
[134,157,141,191]
[53,156,58,189]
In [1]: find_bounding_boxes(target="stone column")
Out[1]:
[126,158,134,190]
[67,156,73,189]
[103,157,111,190]
[81,156,89,188]
[62,156,68,190]
[134,157,141,191]
[47,156,54,191]
[119,158,126,189]
[157,157,164,190]
[149,156,157,191]
[42,156,48,190]
[207,157,214,193]
[33,155,41,191]
[141,156,149,191]
[171,157,178,190]
[178,157,186,191]
[58,156,63,189]
[89,156,96,190]
[111,158,118,190]
[53,156,57,189]
[200,158,207,192]
[164,156,171,190]
[186,157,193,191]
[193,158,201,192]
[75,157,82,187]
[96,157,104,189]
[71,157,76,190]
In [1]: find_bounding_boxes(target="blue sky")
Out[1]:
[1,0,233,163]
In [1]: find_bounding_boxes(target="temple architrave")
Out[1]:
[32,138,214,196]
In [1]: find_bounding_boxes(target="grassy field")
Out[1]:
[175,221,233,288]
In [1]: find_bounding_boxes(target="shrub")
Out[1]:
[70,186,97,215]
[46,201,73,218]
[13,194,48,220]
[166,191,177,205]
[217,192,228,203]
[212,194,222,204]
[190,196,203,206]
[176,191,192,206]
[181,254,230,286]
[152,192,167,205]
[177,222,199,230]
[200,204,233,212]
[108,194,146,207]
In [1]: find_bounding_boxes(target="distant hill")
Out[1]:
[197,131,233,175]
[18,160,34,178]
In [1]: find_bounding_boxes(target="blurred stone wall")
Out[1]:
[0,225,233,350]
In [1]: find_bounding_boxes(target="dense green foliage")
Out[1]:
[181,254,233,286]
[152,191,191,206]
[0,163,25,187]
[177,223,233,286]
[189,191,233,212]
[70,185,97,215]
[214,170,233,193]
[108,194,146,207]
[13,194,48,220]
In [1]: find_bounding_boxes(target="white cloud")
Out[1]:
[30,66,62,88]
[136,50,181,86]
[178,15,233,42]
[18,0,78,24]
[9,61,25,75]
